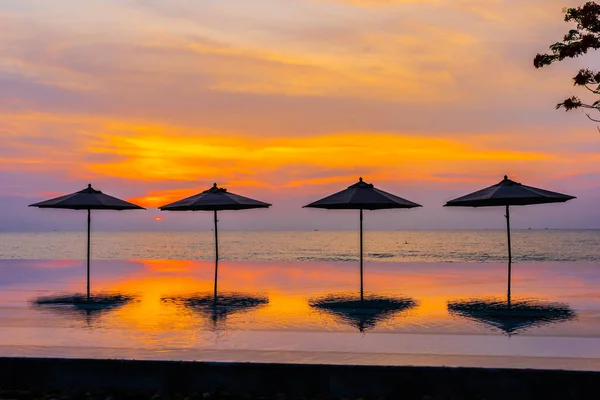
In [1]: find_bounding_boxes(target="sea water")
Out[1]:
[1,229,599,262]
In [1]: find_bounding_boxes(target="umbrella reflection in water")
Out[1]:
[162,292,269,330]
[309,294,417,332]
[31,293,135,327]
[448,292,575,336]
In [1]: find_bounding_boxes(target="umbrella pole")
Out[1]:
[87,209,91,301]
[214,210,219,303]
[505,205,512,302]
[360,208,364,303]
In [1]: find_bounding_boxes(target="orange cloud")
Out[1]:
[4,108,597,204]
[1,0,598,217]
[84,127,551,186]
[0,1,563,104]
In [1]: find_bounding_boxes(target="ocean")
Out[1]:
[1,229,599,262]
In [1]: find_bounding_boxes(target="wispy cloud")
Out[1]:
[0,0,598,229]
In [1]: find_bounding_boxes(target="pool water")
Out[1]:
[1,259,600,370]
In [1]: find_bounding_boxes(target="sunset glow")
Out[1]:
[1,0,599,230]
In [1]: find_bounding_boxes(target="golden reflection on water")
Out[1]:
[37,259,577,338]
[5,259,600,367]
[112,275,206,332]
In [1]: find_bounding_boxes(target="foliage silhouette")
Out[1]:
[534,2,600,123]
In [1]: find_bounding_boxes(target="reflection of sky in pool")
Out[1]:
[1,259,600,370]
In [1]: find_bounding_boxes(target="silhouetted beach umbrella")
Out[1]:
[29,184,144,300]
[304,177,422,301]
[444,175,575,296]
[447,297,575,336]
[159,183,271,299]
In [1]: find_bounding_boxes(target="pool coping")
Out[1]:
[2,356,599,399]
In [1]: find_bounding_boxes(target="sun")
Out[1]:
[153,216,163,221]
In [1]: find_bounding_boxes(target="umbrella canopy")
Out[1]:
[444,175,575,297]
[159,183,271,211]
[444,175,575,207]
[29,184,144,210]
[29,184,144,300]
[160,183,271,300]
[304,178,422,301]
[304,177,421,210]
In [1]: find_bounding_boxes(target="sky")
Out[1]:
[1,0,600,231]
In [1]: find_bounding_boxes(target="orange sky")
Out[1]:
[1,0,599,230]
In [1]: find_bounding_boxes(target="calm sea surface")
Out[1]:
[1,230,600,262]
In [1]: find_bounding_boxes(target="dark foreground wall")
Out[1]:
[1,357,599,400]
